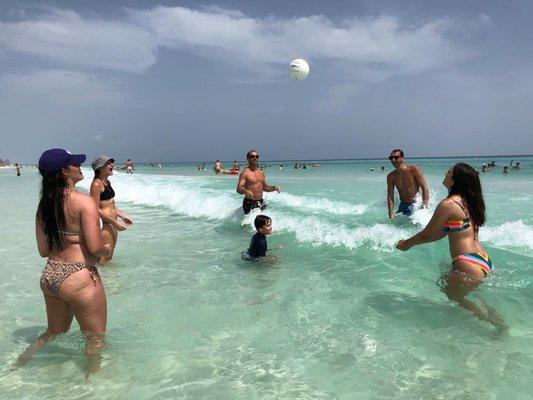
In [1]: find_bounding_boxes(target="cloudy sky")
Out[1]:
[1,0,532,162]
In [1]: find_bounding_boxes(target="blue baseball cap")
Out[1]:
[38,148,86,176]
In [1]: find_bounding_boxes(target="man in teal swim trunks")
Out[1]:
[386,149,429,218]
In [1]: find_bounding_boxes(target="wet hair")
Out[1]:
[36,169,68,252]
[390,149,404,157]
[254,215,271,230]
[246,149,258,158]
[448,163,485,229]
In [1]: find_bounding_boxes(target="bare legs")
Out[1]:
[442,262,507,332]
[18,268,107,373]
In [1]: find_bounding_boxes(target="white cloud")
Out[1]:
[0,9,155,73]
[0,69,125,106]
[93,134,104,140]
[0,6,478,79]
[129,6,470,76]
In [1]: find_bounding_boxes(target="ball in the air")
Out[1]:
[289,59,309,80]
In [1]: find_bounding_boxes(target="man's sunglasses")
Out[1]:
[248,154,260,159]
[388,155,401,161]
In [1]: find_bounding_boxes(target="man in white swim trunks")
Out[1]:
[125,159,134,174]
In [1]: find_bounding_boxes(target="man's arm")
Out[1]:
[236,170,253,198]
[262,171,281,193]
[386,173,395,219]
[413,166,429,207]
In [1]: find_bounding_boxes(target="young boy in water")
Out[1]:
[242,215,272,260]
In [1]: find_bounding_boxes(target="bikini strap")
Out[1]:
[452,199,469,218]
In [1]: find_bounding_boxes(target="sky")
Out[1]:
[1,0,533,162]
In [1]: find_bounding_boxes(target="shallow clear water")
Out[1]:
[0,157,532,399]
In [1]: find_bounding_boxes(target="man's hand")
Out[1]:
[245,189,254,198]
[389,213,396,219]
[274,185,281,193]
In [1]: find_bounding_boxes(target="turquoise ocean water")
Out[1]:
[0,156,532,399]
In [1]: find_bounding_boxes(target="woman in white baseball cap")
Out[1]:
[90,155,133,264]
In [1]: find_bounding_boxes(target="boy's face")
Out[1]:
[259,220,273,235]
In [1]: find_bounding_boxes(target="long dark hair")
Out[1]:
[448,163,485,229]
[37,170,68,252]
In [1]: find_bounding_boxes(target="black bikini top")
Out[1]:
[99,179,115,201]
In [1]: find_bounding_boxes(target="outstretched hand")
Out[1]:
[274,185,281,193]
[396,240,411,251]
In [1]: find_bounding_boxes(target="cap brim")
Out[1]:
[70,154,86,165]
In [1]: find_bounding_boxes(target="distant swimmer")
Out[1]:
[381,166,385,171]
[503,166,509,174]
[237,149,281,215]
[279,164,283,171]
[90,156,133,264]
[232,160,240,171]
[387,149,429,218]
[15,163,21,176]
[124,159,134,174]
[213,160,222,174]
[510,160,521,170]
[397,163,506,331]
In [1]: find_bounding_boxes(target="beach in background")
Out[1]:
[0,156,532,399]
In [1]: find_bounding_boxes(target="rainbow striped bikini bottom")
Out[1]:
[452,251,494,275]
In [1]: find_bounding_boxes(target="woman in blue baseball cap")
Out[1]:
[19,148,110,373]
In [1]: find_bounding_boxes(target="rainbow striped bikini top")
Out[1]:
[441,200,471,232]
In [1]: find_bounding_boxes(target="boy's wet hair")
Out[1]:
[254,215,271,230]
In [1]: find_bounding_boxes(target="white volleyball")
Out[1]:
[289,58,309,80]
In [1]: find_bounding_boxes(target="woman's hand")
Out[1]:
[396,239,412,251]
[113,221,127,231]
[121,215,133,225]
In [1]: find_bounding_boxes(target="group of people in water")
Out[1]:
[482,159,522,173]
[18,146,508,373]
[236,148,505,331]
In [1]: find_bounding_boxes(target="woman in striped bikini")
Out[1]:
[396,163,505,329]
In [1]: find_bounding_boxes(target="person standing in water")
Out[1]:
[90,156,133,264]
[124,159,134,174]
[396,163,505,330]
[386,149,429,218]
[20,149,110,373]
[237,149,281,215]
[15,163,21,176]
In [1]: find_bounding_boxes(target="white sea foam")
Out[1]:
[78,171,533,252]
[265,192,369,215]
[481,220,533,251]
[78,172,240,220]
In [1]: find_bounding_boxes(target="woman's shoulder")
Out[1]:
[71,191,97,208]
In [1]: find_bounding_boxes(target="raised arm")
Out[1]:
[397,200,450,251]
[386,173,395,219]
[413,166,429,207]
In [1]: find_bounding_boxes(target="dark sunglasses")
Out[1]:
[388,155,401,161]
[248,154,260,159]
